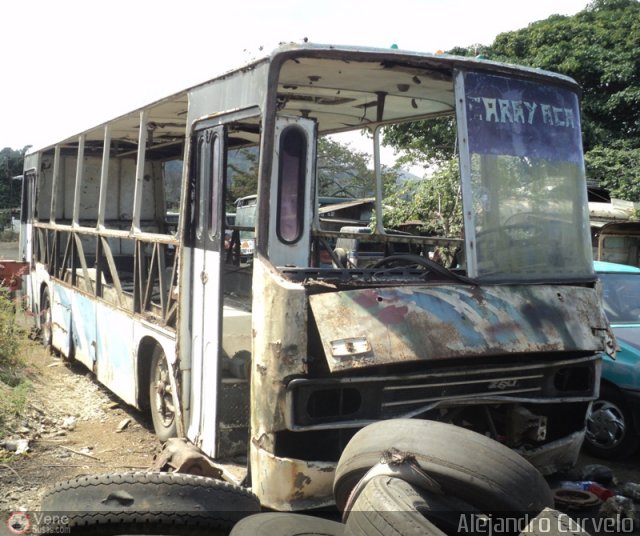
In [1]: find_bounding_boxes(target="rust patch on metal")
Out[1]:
[270,341,282,360]
[294,471,312,490]
[310,284,609,372]
[352,290,379,308]
[52,322,68,334]
[378,304,409,325]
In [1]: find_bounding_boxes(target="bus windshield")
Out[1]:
[462,71,592,281]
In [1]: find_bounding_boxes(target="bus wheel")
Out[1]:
[40,287,52,348]
[230,513,345,535]
[333,419,553,515]
[585,383,639,459]
[345,476,463,536]
[40,471,260,536]
[149,346,178,441]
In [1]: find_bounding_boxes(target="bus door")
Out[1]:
[186,125,225,456]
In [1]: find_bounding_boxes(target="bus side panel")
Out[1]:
[95,302,136,407]
[70,290,97,370]
[31,264,50,331]
[50,284,72,358]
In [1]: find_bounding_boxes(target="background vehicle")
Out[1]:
[592,221,640,268]
[233,195,256,263]
[333,226,412,268]
[587,260,640,458]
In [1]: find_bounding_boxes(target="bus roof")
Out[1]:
[27,42,580,157]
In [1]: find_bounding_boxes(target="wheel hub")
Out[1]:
[586,401,626,449]
[154,361,175,427]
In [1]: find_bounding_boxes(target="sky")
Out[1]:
[0,0,591,152]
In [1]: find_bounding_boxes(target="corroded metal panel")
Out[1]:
[516,429,585,476]
[187,63,268,130]
[50,283,72,357]
[251,258,309,437]
[250,257,314,507]
[96,301,135,405]
[310,285,609,372]
[69,288,97,369]
[250,444,335,511]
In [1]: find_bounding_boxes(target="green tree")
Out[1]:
[383,160,463,239]
[0,147,27,210]
[317,137,373,197]
[487,0,640,152]
[225,137,399,207]
[585,142,640,199]
[317,137,399,198]
[385,0,640,201]
[383,118,456,171]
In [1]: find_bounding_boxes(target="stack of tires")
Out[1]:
[40,419,586,535]
[232,419,578,536]
[332,419,557,536]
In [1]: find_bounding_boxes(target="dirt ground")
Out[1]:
[0,330,162,512]
[0,239,155,510]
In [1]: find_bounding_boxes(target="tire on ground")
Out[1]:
[333,419,553,514]
[39,471,260,536]
[345,476,474,536]
[230,513,344,536]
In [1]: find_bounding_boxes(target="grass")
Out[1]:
[0,289,29,439]
[0,380,31,438]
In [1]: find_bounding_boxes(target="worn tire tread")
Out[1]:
[345,477,447,536]
[39,471,260,535]
[230,513,345,535]
[334,419,552,514]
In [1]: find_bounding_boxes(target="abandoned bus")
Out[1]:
[19,43,612,510]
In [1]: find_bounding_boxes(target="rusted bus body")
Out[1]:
[250,272,609,508]
[20,43,611,511]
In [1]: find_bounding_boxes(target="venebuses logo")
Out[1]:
[6,512,30,535]
[4,511,70,534]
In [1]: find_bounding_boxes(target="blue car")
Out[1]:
[586,261,640,459]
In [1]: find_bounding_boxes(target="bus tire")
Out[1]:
[518,507,591,535]
[333,419,553,515]
[230,513,344,535]
[149,346,178,441]
[39,471,260,536]
[40,287,52,348]
[344,476,454,536]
